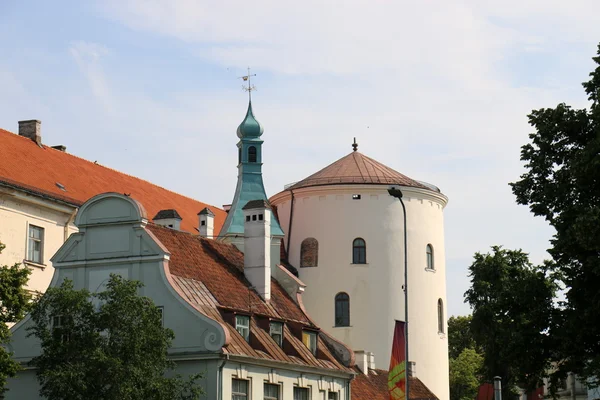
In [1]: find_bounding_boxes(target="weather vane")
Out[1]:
[239,67,257,100]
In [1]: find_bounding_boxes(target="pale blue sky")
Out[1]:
[1,0,599,317]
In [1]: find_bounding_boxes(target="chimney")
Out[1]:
[152,209,182,230]
[408,361,416,377]
[242,199,271,301]
[198,207,215,239]
[355,351,369,374]
[18,120,42,146]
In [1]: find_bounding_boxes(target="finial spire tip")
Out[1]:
[352,137,358,152]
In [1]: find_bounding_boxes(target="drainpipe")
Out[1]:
[64,209,77,242]
[217,355,228,400]
[286,190,296,260]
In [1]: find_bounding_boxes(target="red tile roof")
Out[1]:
[0,128,225,234]
[287,151,432,191]
[351,368,439,400]
[147,224,351,373]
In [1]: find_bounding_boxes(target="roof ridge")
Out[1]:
[0,128,224,212]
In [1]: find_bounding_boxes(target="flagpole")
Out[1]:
[388,186,409,400]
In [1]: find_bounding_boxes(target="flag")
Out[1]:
[388,321,407,400]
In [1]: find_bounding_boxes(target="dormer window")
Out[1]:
[235,315,250,342]
[302,330,317,355]
[270,321,283,347]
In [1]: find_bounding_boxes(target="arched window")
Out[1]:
[352,238,366,264]
[248,146,257,163]
[238,147,242,164]
[300,238,318,268]
[335,293,350,327]
[426,244,434,270]
[437,299,444,333]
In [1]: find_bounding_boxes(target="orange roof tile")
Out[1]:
[0,128,225,234]
[287,151,433,191]
[351,368,439,400]
[147,223,351,373]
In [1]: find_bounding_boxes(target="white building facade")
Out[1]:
[270,149,450,400]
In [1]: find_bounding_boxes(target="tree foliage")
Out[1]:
[510,43,600,386]
[464,246,557,394]
[448,315,484,400]
[450,347,484,400]
[448,315,478,361]
[0,241,32,394]
[28,274,203,400]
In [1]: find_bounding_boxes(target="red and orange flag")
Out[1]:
[388,321,407,400]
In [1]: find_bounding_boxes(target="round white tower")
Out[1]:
[270,147,449,400]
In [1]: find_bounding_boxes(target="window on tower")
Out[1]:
[437,299,444,333]
[352,238,366,264]
[300,238,318,267]
[335,292,350,327]
[426,244,434,270]
[248,146,257,163]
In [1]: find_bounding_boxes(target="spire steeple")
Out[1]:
[220,82,284,243]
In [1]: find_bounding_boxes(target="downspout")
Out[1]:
[64,208,77,242]
[217,355,229,400]
[286,190,296,260]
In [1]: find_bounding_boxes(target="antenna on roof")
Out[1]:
[239,67,257,101]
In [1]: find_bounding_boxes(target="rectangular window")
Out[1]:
[270,321,283,347]
[264,383,280,400]
[294,387,309,400]
[236,315,250,342]
[328,392,338,400]
[302,330,317,355]
[52,315,71,342]
[232,379,249,400]
[27,225,44,264]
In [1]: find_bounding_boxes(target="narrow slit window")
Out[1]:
[248,146,257,163]
[335,292,350,327]
[437,299,444,333]
[352,238,366,264]
[426,244,434,270]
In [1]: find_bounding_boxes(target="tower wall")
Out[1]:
[271,184,449,400]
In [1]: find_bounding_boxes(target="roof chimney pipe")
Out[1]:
[18,120,42,147]
[242,199,272,301]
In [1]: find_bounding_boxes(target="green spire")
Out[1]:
[236,101,264,139]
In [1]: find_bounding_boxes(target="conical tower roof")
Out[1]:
[287,151,436,191]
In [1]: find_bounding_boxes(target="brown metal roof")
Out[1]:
[287,151,431,191]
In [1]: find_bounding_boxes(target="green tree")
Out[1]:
[448,315,478,360]
[0,241,32,394]
[510,43,600,387]
[450,347,484,400]
[28,274,203,400]
[464,246,557,395]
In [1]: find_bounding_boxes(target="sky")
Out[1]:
[1,0,600,317]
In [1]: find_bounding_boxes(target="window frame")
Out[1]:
[264,382,280,400]
[352,238,366,264]
[269,321,284,347]
[232,378,249,400]
[328,392,339,400]
[235,314,251,342]
[437,299,444,334]
[426,244,435,270]
[334,292,350,327]
[302,330,318,355]
[294,386,310,400]
[27,224,44,264]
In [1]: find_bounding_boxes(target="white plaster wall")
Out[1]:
[222,361,349,400]
[0,190,77,293]
[271,184,450,400]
